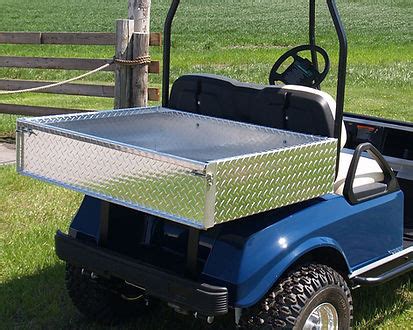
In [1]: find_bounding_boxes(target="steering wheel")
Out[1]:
[269,45,330,88]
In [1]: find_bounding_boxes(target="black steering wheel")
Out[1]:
[269,45,330,88]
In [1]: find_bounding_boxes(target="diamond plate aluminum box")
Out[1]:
[17,107,337,229]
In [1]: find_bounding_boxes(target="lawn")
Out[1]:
[0,0,412,328]
[0,0,412,134]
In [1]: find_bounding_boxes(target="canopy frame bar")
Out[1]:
[162,0,347,176]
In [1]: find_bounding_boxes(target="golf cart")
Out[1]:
[16,0,412,328]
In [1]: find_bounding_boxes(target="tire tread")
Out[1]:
[65,263,147,324]
[240,264,353,329]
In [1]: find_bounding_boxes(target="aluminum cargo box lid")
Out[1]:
[17,106,337,229]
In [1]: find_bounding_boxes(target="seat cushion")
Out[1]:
[169,74,337,139]
[334,152,385,195]
[282,85,347,148]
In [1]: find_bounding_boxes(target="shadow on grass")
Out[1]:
[1,263,411,329]
[353,274,412,329]
[0,263,232,329]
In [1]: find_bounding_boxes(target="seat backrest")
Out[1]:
[169,74,345,145]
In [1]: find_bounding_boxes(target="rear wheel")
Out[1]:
[65,263,153,324]
[239,264,353,329]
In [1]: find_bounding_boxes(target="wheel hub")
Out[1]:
[303,303,338,330]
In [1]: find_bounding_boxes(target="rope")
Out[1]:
[0,55,151,95]
[114,55,151,66]
[0,61,113,95]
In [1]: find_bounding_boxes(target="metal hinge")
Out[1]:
[16,127,36,136]
[191,170,214,187]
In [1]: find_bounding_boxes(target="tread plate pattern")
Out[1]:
[20,130,207,226]
[17,106,337,229]
[213,141,336,223]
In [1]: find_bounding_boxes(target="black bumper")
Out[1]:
[55,231,228,316]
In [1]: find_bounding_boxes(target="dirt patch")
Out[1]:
[0,142,16,165]
[0,133,16,145]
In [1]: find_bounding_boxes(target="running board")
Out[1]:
[350,247,413,286]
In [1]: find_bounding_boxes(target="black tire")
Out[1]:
[240,264,353,329]
[65,263,153,324]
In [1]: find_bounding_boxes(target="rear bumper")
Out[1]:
[55,231,228,316]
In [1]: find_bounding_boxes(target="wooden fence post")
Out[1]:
[128,0,151,33]
[0,30,161,116]
[129,0,151,107]
[114,19,134,109]
[131,33,149,107]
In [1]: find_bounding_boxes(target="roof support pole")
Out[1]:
[160,0,348,179]
[309,0,320,90]
[327,0,348,176]
[162,0,181,107]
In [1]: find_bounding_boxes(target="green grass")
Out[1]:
[0,0,412,328]
[0,0,412,134]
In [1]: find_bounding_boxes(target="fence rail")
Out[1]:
[0,103,85,116]
[0,56,160,74]
[0,31,161,116]
[0,79,160,100]
[0,79,114,97]
[0,31,161,46]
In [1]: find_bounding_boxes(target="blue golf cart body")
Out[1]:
[17,0,412,327]
[67,188,404,309]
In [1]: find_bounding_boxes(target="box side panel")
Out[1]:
[16,129,24,171]
[214,141,337,223]
[19,129,208,228]
[19,107,329,165]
